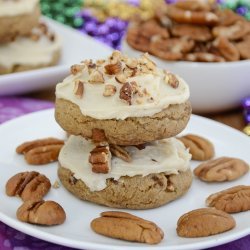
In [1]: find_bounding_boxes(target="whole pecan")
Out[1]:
[178,134,215,161]
[206,185,250,213]
[5,171,51,201]
[17,200,66,225]
[91,211,164,244]
[194,157,249,182]
[177,208,235,237]
[16,137,64,165]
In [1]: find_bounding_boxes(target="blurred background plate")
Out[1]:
[0,17,112,96]
[122,40,250,114]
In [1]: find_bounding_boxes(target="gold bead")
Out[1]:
[243,125,250,136]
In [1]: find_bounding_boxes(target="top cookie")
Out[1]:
[55,51,191,145]
[0,0,40,43]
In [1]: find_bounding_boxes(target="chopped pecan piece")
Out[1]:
[91,211,164,244]
[206,185,250,213]
[89,70,105,84]
[164,72,179,88]
[194,157,249,182]
[5,171,51,201]
[103,84,116,97]
[89,145,111,174]
[70,64,85,75]
[177,208,235,237]
[115,73,127,84]
[178,134,214,161]
[125,58,138,69]
[110,145,132,162]
[119,82,133,105]
[74,80,84,98]
[17,200,66,226]
[105,61,122,75]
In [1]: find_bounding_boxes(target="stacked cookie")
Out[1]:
[55,51,192,209]
[0,0,61,74]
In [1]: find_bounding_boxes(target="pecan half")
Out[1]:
[206,185,250,213]
[91,128,107,143]
[110,145,132,162]
[17,200,66,226]
[177,208,235,237]
[5,171,51,201]
[178,134,214,161]
[91,211,164,244]
[194,157,249,182]
[89,145,111,174]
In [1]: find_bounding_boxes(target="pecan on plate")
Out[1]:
[178,134,215,161]
[206,185,250,213]
[17,200,66,225]
[194,157,249,182]
[89,145,112,174]
[16,137,64,165]
[177,208,235,237]
[91,211,164,244]
[5,171,51,201]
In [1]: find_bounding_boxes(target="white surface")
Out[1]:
[0,109,250,250]
[0,17,112,96]
[122,40,250,114]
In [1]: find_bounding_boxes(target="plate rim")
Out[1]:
[0,109,249,250]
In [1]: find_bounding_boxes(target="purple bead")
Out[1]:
[107,32,120,42]
[84,22,98,34]
[165,0,176,4]
[242,97,250,109]
[243,109,250,123]
[217,0,225,4]
[105,18,118,28]
[236,6,248,16]
[97,24,110,35]
[126,0,140,6]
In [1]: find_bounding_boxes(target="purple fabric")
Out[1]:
[0,97,249,250]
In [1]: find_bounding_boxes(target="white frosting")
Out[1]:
[59,135,191,191]
[0,0,39,16]
[56,53,190,119]
[0,27,61,68]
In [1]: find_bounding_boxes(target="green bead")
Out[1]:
[225,0,238,9]
[73,17,84,27]
[55,15,66,23]
[245,12,250,20]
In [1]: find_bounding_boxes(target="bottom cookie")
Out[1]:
[58,166,192,209]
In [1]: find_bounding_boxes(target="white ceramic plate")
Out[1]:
[0,110,249,250]
[0,17,112,96]
[121,40,250,114]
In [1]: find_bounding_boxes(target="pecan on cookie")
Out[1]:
[194,157,249,182]
[150,36,194,61]
[212,20,250,40]
[206,185,250,213]
[17,200,66,225]
[212,36,240,61]
[171,24,213,42]
[178,134,215,161]
[89,145,112,174]
[184,52,225,62]
[166,5,219,26]
[91,211,164,244]
[16,137,64,165]
[6,171,51,201]
[177,208,235,237]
